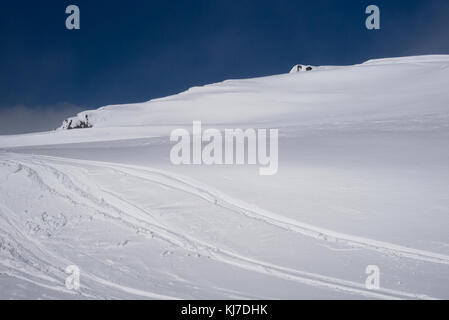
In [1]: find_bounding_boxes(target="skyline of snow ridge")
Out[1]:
[2,0,449,137]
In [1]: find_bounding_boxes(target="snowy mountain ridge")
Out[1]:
[57,54,449,131]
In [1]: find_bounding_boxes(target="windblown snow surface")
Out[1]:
[1,55,449,299]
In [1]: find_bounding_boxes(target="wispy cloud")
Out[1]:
[0,103,83,135]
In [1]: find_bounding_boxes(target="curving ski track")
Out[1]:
[0,152,445,299]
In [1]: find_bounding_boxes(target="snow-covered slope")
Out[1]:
[1,55,448,148]
[60,55,448,129]
[1,55,449,299]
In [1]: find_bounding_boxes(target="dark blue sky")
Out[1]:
[1,0,449,133]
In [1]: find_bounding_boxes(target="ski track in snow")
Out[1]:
[0,152,445,300]
[30,154,449,266]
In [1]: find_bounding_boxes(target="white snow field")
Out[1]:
[1,55,449,299]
